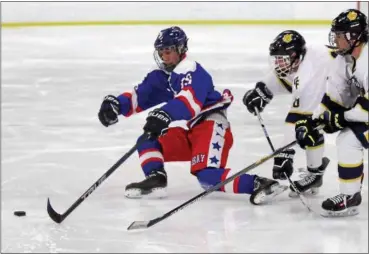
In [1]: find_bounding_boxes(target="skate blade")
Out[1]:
[253,184,288,205]
[288,187,320,198]
[321,207,360,217]
[124,187,168,199]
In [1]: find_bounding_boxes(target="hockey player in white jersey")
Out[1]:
[295,9,368,216]
[243,30,330,195]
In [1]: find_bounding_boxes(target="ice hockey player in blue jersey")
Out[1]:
[98,26,287,205]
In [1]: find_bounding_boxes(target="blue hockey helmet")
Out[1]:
[153,26,189,72]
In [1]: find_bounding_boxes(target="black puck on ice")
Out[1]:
[14,211,26,217]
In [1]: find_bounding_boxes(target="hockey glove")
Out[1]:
[295,117,323,149]
[272,148,295,180]
[320,110,347,133]
[243,82,273,115]
[98,95,121,127]
[143,108,172,139]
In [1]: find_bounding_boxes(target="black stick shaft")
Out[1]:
[128,139,297,230]
[47,141,139,223]
[254,107,275,152]
[254,108,313,211]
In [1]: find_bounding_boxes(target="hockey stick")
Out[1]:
[127,139,297,230]
[254,107,312,212]
[254,108,276,151]
[47,134,149,224]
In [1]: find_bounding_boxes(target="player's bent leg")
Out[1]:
[125,134,167,199]
[196,168,254,193]
[125,128,191,199]
[321,129,364,217]
[190,117,287,205]
[195,168,287,205]
[250,175,288,205]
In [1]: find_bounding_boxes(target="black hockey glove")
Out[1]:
[143,108,172,139]
[98,95,120,127]
[295,117,323,149]
[243,82,273,115]
[320,110,347,133]
[272,148,295,180]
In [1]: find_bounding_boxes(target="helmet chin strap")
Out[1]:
[292,54,304,68]
[331,32,363,55]
[289,53,303,74]
[343,36,359,55]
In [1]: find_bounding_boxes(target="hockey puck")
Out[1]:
[14,211,26,217]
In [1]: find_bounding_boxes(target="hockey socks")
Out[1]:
[196,168,255,194]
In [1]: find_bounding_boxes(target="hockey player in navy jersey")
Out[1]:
[98,26,287,205]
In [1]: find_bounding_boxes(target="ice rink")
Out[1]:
[2,25,368,253]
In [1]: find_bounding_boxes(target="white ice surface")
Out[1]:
[1,25,368,253]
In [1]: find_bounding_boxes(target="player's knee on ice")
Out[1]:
[195,168,288,205]
[195,167,255,194]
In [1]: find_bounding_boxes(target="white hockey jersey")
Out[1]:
[312,43,368,148]
[313,44,368,121]
[262,45,332,123]
[345,44,369,123]
[259,45,333,146]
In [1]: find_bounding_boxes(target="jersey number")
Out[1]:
[181,73,192,89]
[293,98,300,108]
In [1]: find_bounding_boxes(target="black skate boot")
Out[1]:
[250,176,288,205]
[322,192,362,217]
[289,157,330,198]
[124,168,167,199]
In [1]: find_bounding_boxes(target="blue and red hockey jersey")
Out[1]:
[117,57,233,126]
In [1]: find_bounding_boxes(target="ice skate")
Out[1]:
[250,176,288,205]
[321,192,362,217]
[125,169,168,199]
[289,157,330,198]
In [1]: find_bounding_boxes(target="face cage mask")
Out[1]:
[328,30,362,55]
[269,55,296,78]
[153,44,186,73]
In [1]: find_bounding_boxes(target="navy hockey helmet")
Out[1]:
[269,30,307,78]
[153,26,189,72]
[328,9,368,55]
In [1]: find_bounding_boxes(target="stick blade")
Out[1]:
[47,198,63,223]
[127,220,150,230]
